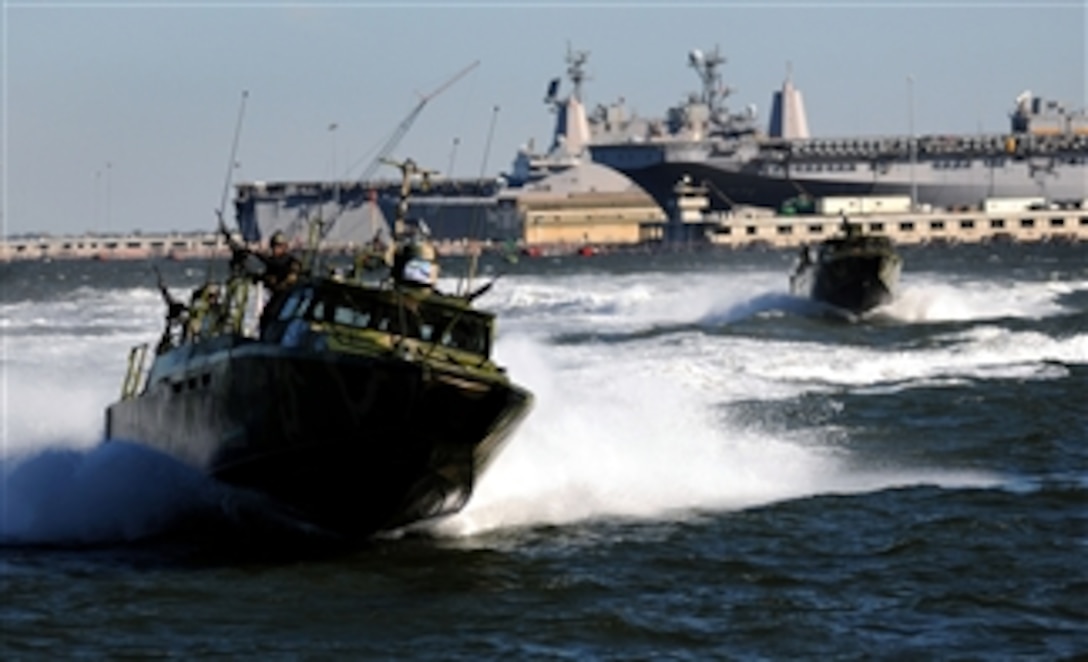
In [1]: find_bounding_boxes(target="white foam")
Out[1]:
[1,267,1071,542]
[0,441,218,545]
[491,271,786,335]
[881,275,1069,323]
[435,333,1000,538]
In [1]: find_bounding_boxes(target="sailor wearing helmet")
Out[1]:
[250,230,303,330]
[255,230,302,293]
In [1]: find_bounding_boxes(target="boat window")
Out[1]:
[440,318,490,355]
[334,306,372,327]
[311,287,492,356]
[414,307,491,355]
[419,322,435,342]
[277,288,314,321]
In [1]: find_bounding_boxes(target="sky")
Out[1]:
[2,0,1085,237]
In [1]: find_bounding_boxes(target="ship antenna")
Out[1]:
[566,43,590,103]
[460,104,500,298]
[691,45,727,112]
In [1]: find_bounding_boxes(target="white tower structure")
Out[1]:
[768,64,810,139]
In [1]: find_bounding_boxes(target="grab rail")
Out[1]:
[120,343,149,399]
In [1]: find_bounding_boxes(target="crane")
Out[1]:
[354,60,480,183]
[320,60,480,242]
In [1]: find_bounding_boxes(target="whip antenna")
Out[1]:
[218,90,249,228]
[459,104,500,297]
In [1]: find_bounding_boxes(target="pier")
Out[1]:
[3,200,1086,263]
[702,205,1088,249]
[0,232,230,262]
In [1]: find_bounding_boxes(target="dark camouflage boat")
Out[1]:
[105,167,532,539]
[789,217,902,315]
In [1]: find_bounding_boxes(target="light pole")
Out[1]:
[328,122,339,205]
[908,75,917,212]
[448,137,460,179]
[105,161,113,231]
[94,168,102,228]
[328,123,339,178]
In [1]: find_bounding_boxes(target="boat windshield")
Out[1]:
[276,285,492,356]
[822,234,894,254]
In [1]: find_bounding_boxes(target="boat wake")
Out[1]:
[429,334,999,539]
[698,291,820,325]
[3,267,1074,547]
[877,278,1070,323]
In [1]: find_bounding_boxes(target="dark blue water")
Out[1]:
[2,243,1086,659]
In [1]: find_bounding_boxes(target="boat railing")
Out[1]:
[150,273,258,356]
[121,343,149,400]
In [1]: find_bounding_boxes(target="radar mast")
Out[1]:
[688,45,730,113]
[566,43,590,103]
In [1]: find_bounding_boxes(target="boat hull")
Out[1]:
[105,338,532,537]
[791,250,902,314]
[590,145,1088,213]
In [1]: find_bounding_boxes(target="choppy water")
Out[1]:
[2,243,1086,659]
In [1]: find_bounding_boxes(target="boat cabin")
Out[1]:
[261,278,495,360]
[818,233,895,259]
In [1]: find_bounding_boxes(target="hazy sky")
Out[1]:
[3,1,1085,236]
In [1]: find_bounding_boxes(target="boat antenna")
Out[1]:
[216,90,249,235]
[206,90,248,295]
[458,104,500,297]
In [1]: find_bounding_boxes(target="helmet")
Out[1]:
[270,230,288,247]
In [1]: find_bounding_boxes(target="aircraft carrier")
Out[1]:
[232,45,1086,249]
[588,46,1088,214]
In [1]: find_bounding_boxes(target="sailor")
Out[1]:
[186,283,224,340]
[249,230,303,330]
[349,231,392,280]
[390,219,439,289]
[254,231,303,294]
[840,213,860,239]
[154,267,188,352]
